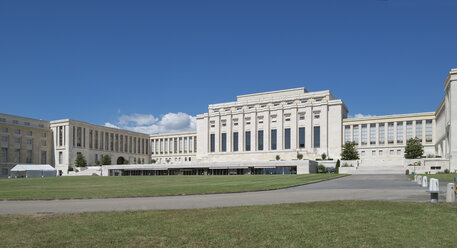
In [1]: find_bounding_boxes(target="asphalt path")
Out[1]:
[0,175,442,215]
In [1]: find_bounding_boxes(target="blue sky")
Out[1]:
[1,0,456,133]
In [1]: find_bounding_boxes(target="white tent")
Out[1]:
[10,164,57,178]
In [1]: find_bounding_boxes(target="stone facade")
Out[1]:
[150,131,197,164]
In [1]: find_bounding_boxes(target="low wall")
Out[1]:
[404,158,450,174]
[316,160,337,168]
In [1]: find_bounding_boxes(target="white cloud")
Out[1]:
[349,113,377,119]
[105,112,196,134]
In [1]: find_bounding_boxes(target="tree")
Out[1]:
[404,138,424,159]
[74,153,87,167]
[335,159,340,174]
[101,155,111,165]
[123,159,129,164]
[297,153,303,160]
[341,142,359,160]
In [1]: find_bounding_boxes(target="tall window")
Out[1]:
[245,131,251,151]
[370,124,376,145]
[271,129,277,150]
[233,132,239,152]
[76,127,82,147]
[353,125,359,144]
[1,148,8,163]
[379,123,385,144]
[344,126,351,143]
[425,120,432,142]
[299,127,305,148]
[258,130,264,151]
[221,133,227,152]
[284,128,291,149]
[388,122,394,144]
[89,130,93,149]
[406,121,413,140]
[41,151,47,164]
[59,126,63,146]
[58,151,63,164]
[361,124,367,145]
[416,120,423,140]
[314,126,320,148]
[397,122,403,144]
[26,150,32,163]
[210,134,215,152]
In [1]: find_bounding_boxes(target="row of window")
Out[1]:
[210,112,320,128]
[1,127,47,137]
[55,126,149,155]
[0,148,47,164]
[153,157,193,163]
[210,127,321,152]
[0,118,46,128]
[0,136,47,146]
[344,120,433,145]
[151,136,197,155]
[212,99,325,113]
[360,149,403,157]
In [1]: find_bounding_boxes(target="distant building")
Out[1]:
[1,68,456,175]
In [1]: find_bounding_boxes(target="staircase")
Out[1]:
[351,159,406,175]
[66,167,102,176]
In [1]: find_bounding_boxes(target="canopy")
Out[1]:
[11,164,56,172]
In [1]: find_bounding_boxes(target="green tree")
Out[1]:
[74,153,87,167]
[341,142,359,160]
[297,153,303,160]
[321,153,327,160]
[101,155,111,165]
[335,159,340,174]
[275,155,280,161]
[404,138,424,159]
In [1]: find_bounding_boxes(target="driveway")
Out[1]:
[0,175,438,215]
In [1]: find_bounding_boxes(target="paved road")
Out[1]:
[0,175,441,215]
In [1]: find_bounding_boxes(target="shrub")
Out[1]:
[341,142,359,160]
[68,166,74,172]
[297,153,303,160]
[321,153,327,160]
[275,155,280,161]
[101,155,111,165]
[404,138,424,159]
[335,159,340,174]
[74,153,87,167]
[95,160,101,166]
[151,159,156,164]
[123,159,129,164]
[444,169,450,174]
[317,164,326,173]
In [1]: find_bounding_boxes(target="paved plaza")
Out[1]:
[0,175,444,215]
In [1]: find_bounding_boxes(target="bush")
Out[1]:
[68,167,74,172]
[275,155,280,161]
[297,153,303,160]
[101,155,111,165]
[335,159,340,174]
[444,169,450,174]
[321,153,327,160]
[341,142,359,160]
[151,159,156,164]
[317,164,326,173]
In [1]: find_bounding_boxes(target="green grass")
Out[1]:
[1,201,456,247]
[0,174,344,200]
[408,173,457,182]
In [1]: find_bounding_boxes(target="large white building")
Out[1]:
[1,68,456,176]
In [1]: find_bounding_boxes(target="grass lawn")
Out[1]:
[408,173,457,182]
[1,201,456,248]
[0,174,344,200]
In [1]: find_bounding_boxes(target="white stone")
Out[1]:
[446,183,455,203]
[422,176,428,188]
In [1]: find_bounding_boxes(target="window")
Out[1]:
[27,131,32,136]
[287,102,293,105]
[315,98,322,102]
[361,151,365,156]
[406,121,413,140]
[314,126,320,148]
[41,151,47,164]
[361,124,367,145]
[59,126,63,146]
[15,138,21,144]
[397,149,402,156]
[370,124,376,145]
[221,133,227,152]
[372,150,376,156]
[15,129,21,135]
[416,120,423,140]
[379,123,385,144]
[258,130,264,151]
[344,126,351,143]
[314,114,320,119]
[425,120,432,142]
[59,152,63,164]
[26,150,32,163]
[353,125,359,144]
[388,122,394,144]
[76,127,82,147]
[0,118,5,122]
[221,121,226,127]
[89,130,93,149]
[299,114,305,120]
[42,133,46,138]
[301,100,307,104]
[210,134,215,152]
[1,148,8,163]
[299,127,305,148]
[379,150,383,156]
[12,120,18,124]
[15,149,21,163]
[285,118,290,122]
[284,128,291,149]
[233,132,239,152]
[245,131,251,151]
[1,127,7,133]
[27,139,33,145]
[271,129,277,150]
[24,122,30,126]
[38,124,44,128]
[397,122,403,144]
[1,136,8,142]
